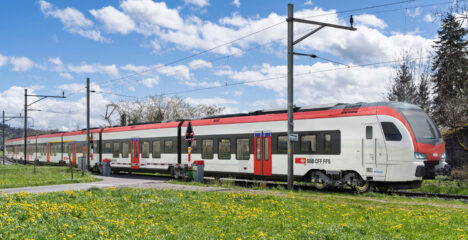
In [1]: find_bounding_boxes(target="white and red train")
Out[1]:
[5,102,448,191]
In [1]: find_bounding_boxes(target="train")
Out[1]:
[4,101,450,192]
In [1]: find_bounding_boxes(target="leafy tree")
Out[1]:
[431,11,468,128]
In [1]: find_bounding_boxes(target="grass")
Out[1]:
[0,188,466,239]
[404,179,468,195]
[0,164,98,189]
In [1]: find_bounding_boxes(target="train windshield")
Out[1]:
[400,109,441,139]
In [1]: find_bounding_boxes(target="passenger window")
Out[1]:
[236,138,250,160]
[218,139,231,160]
[264,137,269,160]
[142,141,150,158]
[122,142,129,158]
[366,126,373,139]
[105,143,111,153]
[277,136,288,153]
[113,143,120,158]
[152,141,161,158]
[256,138,261,160]
[301,135,317,153]
[189,140,197,152]
[202,139,213,159]
[381,122,402,141]
[324,134,332,153]
[164,140,173,153]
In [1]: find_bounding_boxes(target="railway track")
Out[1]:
[208,177,468,201]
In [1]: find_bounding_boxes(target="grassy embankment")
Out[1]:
[406,179,468,195]
[0,187,466,239]
[0,164,98,189]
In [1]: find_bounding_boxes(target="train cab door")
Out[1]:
[72,143,77,165]
[46,144,50,163]
[130,138,140,169]
[254,131,272,176]
[362,124,387,178]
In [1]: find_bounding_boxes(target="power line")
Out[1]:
[95,0,431,88]
[98,57,430,99]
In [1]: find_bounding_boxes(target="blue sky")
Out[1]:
[0,0,457,130]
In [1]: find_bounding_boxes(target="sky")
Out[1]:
[0,0,460,131]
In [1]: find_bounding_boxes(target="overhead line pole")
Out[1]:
[86,78,90,172]
[2,112,27,165]
[286,4,356,190]
[24,89,66,170]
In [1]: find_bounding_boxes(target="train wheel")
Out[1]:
[354,181,370,193]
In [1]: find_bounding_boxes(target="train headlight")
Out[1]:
[414,152,427,160]
[441,152,446,160]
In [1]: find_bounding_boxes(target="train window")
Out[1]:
[236,139,250,160]
[67,144,72,156]
[366,126,373,139]
[324,134,332,153]
[202,139,213,159]
[277,136,288,153]
[264,137,269,160]
[381,122,402,141]
[105,143,111,153]
[152,141,161,158]
[256,138,261,160]
[164,141,173,153]
[122,142,129,158]
[301,135,317,153]
[190,140,197,152]
[142,141,150,158]
[218,139,231,160]
[113,143,120,158]
[94,141,99,153]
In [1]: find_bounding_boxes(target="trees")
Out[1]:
[113,96,225,126]
[387,54,418,103]
[431,11,468,128]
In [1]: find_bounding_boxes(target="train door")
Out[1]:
[130,138,140,169]
[254,131,272,176]
[362,125,387,177]
[46,144,50,163]
[72,143,77,165]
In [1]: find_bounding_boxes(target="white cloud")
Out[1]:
[10,57,35,71]
[185,97,238,105]
[454,11,468,28]
[354,14,387,29]
[424,14,434,23]
[189,59,213,69]
[59,72,73,79]
[185,0,209,7]
[0,86,110,131]
[232,0,240,8]
[304,0,313,6]
[90,6,136,34]
[141,77,159,88]
[68,63,120,77]
[58,82,103,93]
[220,62,394,105]
[48,57,63,65]
[39,0,107,42]
[0,54,9,67]
[120,0,184,31]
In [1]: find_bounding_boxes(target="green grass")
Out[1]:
[405,179,468,195]
[0,188,466,239]
[0,164,98,189]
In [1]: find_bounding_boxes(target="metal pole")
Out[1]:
[24,89,27,165]
[86,78,90,171]
[34,134,37,173]
[2,111,4,165]
[287,3,294,190]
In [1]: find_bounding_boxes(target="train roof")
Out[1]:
[6,101,421,143]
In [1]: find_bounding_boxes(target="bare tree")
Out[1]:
[114,96,225,126]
